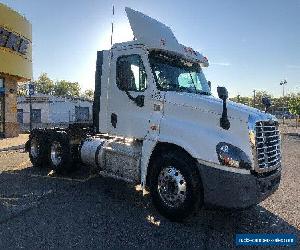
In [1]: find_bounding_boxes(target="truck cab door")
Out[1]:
[108,48,155,139]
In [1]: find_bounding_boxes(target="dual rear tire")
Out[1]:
[29,133,49,167]
[28,131,72,173]
[49,132,72,172]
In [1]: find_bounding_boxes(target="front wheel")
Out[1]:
[149,150,203,221]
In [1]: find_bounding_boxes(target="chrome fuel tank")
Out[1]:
[80,137,106,168]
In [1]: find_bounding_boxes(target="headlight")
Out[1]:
[216,142,252,170]
[248,114,257,147]
[249,130,256,147]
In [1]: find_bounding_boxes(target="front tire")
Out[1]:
[149,149,203,221]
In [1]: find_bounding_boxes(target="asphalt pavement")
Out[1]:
[0,134,299,248]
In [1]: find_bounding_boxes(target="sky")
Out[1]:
[1,0,300,97]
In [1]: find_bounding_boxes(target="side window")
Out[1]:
[116,54,147,92]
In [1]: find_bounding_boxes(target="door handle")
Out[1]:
[111,113,117,128]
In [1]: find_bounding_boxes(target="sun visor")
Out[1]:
[125,7,180,51]
[125,7,209,66]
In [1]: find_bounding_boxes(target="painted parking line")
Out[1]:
[7,171,97,183]
[7,161,97,182]
[28,173,98,183]
[3,156,97,182]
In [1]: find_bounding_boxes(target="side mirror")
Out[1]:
[135,95,145,107]
[207,81,211,90]
[262,96,271,113]
[217,86,230,130]
[124,90,144,107]
[217,86,228,100]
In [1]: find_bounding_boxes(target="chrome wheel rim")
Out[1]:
[51,141,62,166]
[30,138,39,158]
[157,166,187,208]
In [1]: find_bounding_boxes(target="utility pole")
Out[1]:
[253,90,256,108]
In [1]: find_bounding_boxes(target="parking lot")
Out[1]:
[0,133,299,248]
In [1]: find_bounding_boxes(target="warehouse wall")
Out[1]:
[17,95,93,131]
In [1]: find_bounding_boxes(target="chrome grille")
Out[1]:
[255,121,281,172]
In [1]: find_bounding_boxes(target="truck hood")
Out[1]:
[165,92,275,124]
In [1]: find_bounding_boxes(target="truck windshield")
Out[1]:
[149,51,211,95]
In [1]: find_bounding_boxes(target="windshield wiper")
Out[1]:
[197,91,211,95]
[187,72,211,95]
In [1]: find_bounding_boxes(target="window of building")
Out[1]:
[32,109,41,123]
[75,106,89,122]
[17,109,23,124]
[116,54,147,92]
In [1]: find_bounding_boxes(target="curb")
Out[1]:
[0,144,25,152]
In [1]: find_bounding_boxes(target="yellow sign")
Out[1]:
[0,3,32,81]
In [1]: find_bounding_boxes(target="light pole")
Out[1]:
[280,80,287,97]
[28,83,35,132]
[280,80,287,124]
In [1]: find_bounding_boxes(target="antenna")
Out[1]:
[110,5,115,46]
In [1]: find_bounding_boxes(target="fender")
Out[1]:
[140,109,252,189]
[140,139,157,188]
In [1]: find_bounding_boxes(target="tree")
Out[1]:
[230,96,252,106]
[230,91,300,116]
[34,73,55,94]
[53,80,80,97]
[253,91,272,110]
[81,89,94,100]
[17,83,27,96]
[288,94,300,116]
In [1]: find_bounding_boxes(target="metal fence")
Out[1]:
[277,117,300,135]
[277,117,300,127]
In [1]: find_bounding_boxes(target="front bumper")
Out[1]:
[198,162,281,209]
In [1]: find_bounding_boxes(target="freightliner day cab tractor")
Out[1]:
[26,8,282,221]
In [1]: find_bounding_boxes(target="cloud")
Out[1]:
[211,62,231,66]
[287,65,300,69]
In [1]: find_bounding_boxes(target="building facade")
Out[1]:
[17,94,93,131]
[0,3,32,137]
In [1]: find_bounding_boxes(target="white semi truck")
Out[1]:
[26,8,282,221]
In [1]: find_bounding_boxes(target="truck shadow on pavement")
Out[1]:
[0,165,299,248]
